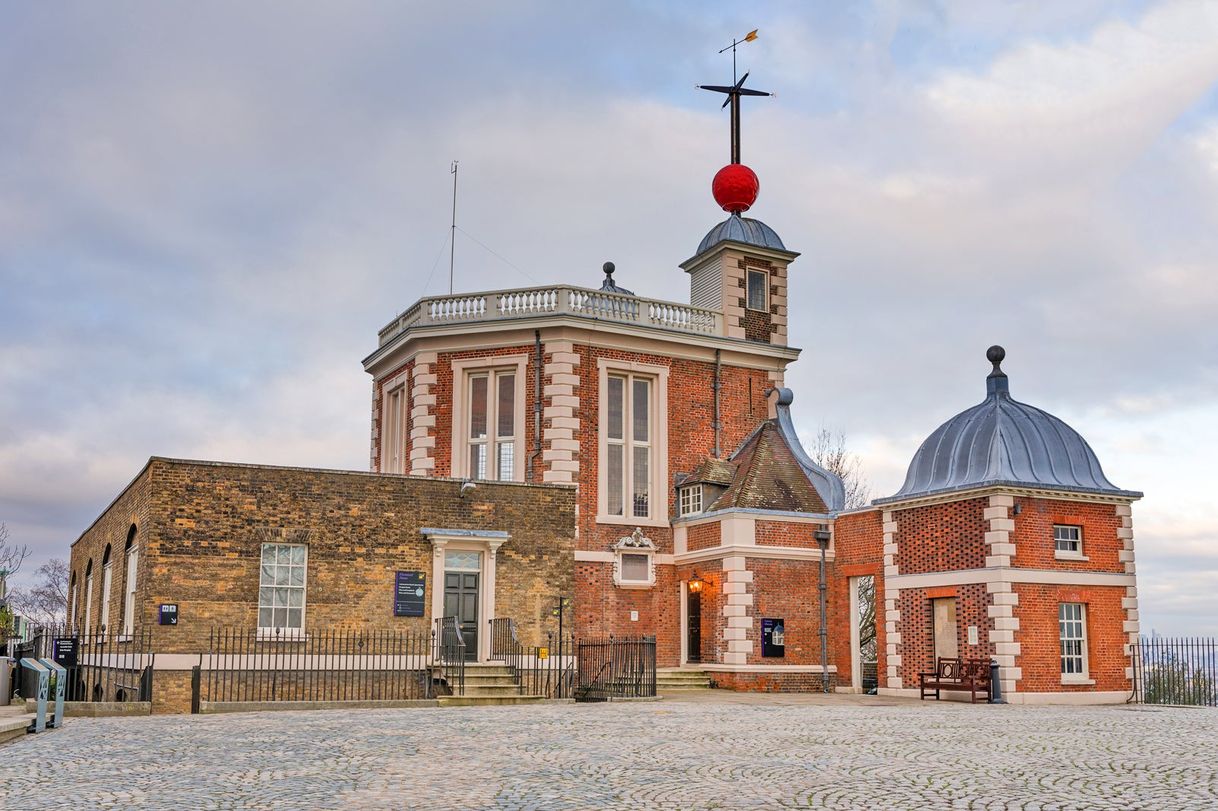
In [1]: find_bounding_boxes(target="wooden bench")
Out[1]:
[919,657,991,703]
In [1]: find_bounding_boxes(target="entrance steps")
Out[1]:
[438,662,545,706]
[656,668,712,691]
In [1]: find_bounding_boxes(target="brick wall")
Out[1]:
[893,497,989,574]
[1011,497,1123,572]
[686,522,721,552]
[748,558,823,665]
[71,459,576,657]
[1013,583,1130,693]
[832,509,885,689]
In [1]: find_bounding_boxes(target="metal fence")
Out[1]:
[576,636,656,701]
[1132,636,1218,707]
[13,625,155,703]
[194,627,441,710]
[489,618,575,698]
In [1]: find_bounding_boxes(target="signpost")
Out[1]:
[393,571,426,617]
[52,636,78,669]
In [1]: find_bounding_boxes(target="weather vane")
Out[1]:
[699,30,771,215]
[699,30,771,164]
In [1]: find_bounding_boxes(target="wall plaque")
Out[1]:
[52,636,78,668]
[159,604,179,625]
[394,571,426,617]
[761,617,785,658]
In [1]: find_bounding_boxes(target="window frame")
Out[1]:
[1059,602,1090,683]
[746,269,769,312]
[257,543,309,638]
[381,381,407,474]
[122,526,139,638]
[612,529,657,589]
[1053,524,1085,560]
[84,560,95,633]
[678,484,704,516]
[596,358,669,527]
[450,355,528,482]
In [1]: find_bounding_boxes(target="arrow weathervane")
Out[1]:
[699,31,771,164]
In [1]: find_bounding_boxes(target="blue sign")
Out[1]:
[394,571,426,617]
[761,617,785,658]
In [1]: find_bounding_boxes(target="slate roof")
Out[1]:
[696,213,788,255]
[876,347,1142,504]
[699,388,845,514]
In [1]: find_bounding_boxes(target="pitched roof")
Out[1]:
[703,389,845,514]
[679,457,737,487]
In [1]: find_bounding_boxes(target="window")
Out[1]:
[746,269,768,312]
[122,526,138,636]
[679,485,703,516]
[612,528,657,588]
[468,370,517,480]
[451,356,527,482]
[382,385,406,474]
[606,374,652,518]
[100,544,113,633]
[68,574,77,628]
[258,543,308,633]
[1054,525,1083,558]
[84,560,94,632]
[1059,602,1088,680]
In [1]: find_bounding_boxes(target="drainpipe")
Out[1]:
[712,349,722,457]
[815,526,832,693]
[528,330,543,483]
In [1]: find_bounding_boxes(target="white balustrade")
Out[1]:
[379,284,722,346]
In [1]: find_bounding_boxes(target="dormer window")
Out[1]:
[679,484,704,516]
[613,528,657,589]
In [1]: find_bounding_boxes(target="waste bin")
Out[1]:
[0,657,12,706]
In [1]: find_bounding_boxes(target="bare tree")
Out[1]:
[9,558,69,627]
[0,522,30,583]
[805,428,872,510]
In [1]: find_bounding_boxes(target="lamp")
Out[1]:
[688,573,704,593]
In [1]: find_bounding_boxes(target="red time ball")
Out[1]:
[712,164,760,213]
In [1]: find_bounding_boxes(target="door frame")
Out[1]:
[424,529,509,662]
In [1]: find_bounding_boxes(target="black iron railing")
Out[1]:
[14,625,155,703]
[196,626,436,706]
[489,617,575,698]
[576,635,656,702]
[1132,636,1218,707]
[433,616,466,697]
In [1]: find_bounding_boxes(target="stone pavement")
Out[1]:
[0,694,1214,810]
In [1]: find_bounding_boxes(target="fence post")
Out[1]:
[190,664,201,714]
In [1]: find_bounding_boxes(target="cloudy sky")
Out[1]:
[3,1,1216,634]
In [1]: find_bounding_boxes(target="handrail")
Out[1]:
[434,616,466,696]
[377,284,723,346]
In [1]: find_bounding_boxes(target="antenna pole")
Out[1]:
[449,160,459,295]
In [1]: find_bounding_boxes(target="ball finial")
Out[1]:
[986,345,1005,365]
[712,164,760,213]
[603,261,615,277]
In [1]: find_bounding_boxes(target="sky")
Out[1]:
[2,1,1217,634]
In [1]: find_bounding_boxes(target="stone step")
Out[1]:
[461,684,527,696]
[437,695,546,707]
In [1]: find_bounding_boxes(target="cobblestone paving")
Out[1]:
[1,696,1214,810]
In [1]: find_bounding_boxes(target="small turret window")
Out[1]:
[746,270,768,311]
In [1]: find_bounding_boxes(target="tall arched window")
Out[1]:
[122,525,139,636]
[100,544,113,634]
[84,560,95,632]
[68,572,78,628]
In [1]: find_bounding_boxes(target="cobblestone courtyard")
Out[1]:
[1,694,1214,810]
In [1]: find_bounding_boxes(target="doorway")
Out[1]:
[687,589,702,664]
[444,572,479,661]
[931,597,958,663]
[849,575,877,692]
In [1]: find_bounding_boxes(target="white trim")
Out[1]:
[596,359,669,527]
[701,664,838,673]
[257,542,309,634]
[885,568,1135,590]
[875,484,1139,511]
[848,575,861,691]
[1005,690,1129,705]
[449,354,528,482]
[573,550,674,565]
[675,544,834,565]
[424,530,509,662]
[679,580,690,665]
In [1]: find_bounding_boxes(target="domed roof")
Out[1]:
[697,213,786,255]
[876,347,1141,504]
